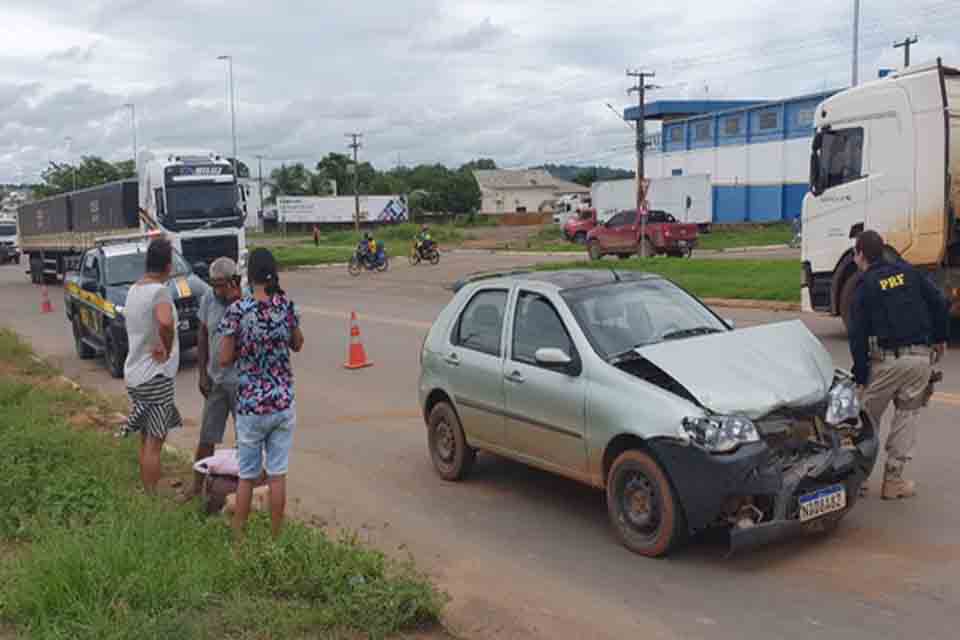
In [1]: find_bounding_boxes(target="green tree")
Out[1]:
[573,167,600,187]
[34,156,136,197]
[459,158,498,172]
[269,163,313,198]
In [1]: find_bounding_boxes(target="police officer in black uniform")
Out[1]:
[849,230,949,499]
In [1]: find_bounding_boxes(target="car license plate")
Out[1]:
[798,485,846,522]
[179,319,190,331]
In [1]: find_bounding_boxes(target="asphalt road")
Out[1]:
[2,255,958,640]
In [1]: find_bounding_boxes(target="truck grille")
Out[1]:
[180,235,239,268]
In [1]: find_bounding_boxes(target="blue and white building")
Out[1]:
[625,91,839,223]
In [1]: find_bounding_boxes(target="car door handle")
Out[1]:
[505,370,525,384]
[443,353,461,366]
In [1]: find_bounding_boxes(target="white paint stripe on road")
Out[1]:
[299,305,432,330]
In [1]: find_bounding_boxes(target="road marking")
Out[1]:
[299,305,432,330]
[330,409,422,424]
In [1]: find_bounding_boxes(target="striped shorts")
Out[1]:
[125,375,182,440]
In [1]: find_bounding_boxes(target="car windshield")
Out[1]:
[166,184,238,220]
[561,279,727,359]
[0,224,16,236]
[105,251,191,286]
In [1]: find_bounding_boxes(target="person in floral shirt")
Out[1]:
[219,248,304,538]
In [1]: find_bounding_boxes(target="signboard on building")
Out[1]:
[277,195,408,224]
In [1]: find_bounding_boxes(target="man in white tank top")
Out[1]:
[122,237,182,494]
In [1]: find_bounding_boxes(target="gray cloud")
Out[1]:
[2,0,960,182]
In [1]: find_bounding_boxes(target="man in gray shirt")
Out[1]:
[186,256,243,499]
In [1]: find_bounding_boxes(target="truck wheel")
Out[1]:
[72,316,96,360]
[427,402,476,481]
[838,272,861,333]
[606,450,685,557]
[574,232,587,245]
[104,331,125,379]
[29,257,43,284]
[588,241,602,261]
[617,253,632,260]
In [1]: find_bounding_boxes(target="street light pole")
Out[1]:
[64,136,77,192]
[852,0,861,86]
[123,103,137,169]
[217,55,239,178]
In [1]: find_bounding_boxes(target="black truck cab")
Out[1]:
[64,239,209,378]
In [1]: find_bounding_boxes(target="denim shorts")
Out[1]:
[235,408,295,480]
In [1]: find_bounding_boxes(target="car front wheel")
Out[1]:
[427,402,476,481]
[606,449,684,557]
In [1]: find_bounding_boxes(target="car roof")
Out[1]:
[101,242,148,258]
[452,268,662,293]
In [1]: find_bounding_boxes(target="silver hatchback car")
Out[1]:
[419,270,878,556]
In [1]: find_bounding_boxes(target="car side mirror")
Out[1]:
[723,318,736,330]
[535,347,580,375]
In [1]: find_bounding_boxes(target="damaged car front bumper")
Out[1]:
[648,410,879,554]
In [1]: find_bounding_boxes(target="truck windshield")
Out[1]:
[0,224,16,236]
[106,251,191,286]
[166,184,238,221]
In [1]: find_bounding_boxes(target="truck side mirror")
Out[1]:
[809,132,824,196]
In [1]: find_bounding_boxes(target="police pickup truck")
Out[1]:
[64,236,209,378]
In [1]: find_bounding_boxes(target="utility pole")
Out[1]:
[255,154,265,233]
[627,70,658,258]
[123,103,137,169]
[345,133,363,233]
[894,35,919,68]
[852,0,860,86]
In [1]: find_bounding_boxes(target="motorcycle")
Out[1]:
[348,248,389,276]
[409,241,440,266]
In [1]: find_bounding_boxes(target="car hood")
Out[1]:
[634,320,834,419]
[106,274,209,311]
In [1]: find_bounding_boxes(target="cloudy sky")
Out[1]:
[2,0,959,183]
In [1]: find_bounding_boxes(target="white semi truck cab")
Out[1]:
[802,59,960,329]
[138,149,247,276]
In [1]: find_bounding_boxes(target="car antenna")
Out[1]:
[609,266,621,282]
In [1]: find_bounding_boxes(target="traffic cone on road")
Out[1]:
[344,312,373,370]
[40,285,54,314]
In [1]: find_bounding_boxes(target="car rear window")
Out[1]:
[454,289,508,357]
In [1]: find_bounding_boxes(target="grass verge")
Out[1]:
[0,328,444,640]
[536,258,801,302]
[697,223,793,251]
[266,246,355,270]
[515,226,584,253]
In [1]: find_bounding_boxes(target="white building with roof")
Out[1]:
[473,169,589,215]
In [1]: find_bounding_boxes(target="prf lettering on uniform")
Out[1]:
[880,273,906,291]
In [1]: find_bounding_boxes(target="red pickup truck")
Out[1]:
[585,209,697,259]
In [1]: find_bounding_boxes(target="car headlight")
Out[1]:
[114,305,124,315]
[682,415,759,453]
[826,377,860,425]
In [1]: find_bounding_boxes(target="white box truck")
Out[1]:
[802,59,959,329]
[591,174,713,228]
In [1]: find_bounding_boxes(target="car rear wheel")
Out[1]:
[606,449,684,557]
[104,330,125,379]
[427,402,476,481]
[641,238,657,258]
[72,315,95,360]
[588,241,602,261]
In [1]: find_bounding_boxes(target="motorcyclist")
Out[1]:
[357,232,374,266]
[415,225,434,257]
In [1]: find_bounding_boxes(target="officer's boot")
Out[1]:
[881,458,917,500]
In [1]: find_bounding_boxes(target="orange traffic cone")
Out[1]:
[344,312,373,370]
[40,285,54,313]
